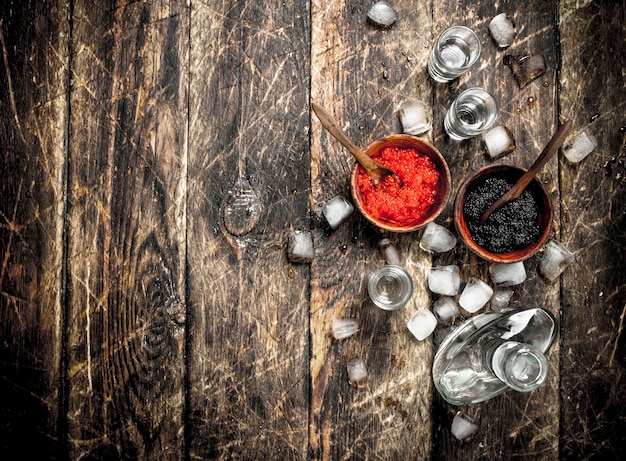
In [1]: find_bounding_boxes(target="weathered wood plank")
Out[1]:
[429,1,561,459]
[66,1,188,458]
[186,0,311,458]
[559,1,626,459]
[0,1,68,458]
[310,2,436,459]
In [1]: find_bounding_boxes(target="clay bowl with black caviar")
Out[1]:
[454,164,553,263]
[351,135,451,233]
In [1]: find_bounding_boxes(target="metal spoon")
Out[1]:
[311,101,397,185]
[480,120,572,224]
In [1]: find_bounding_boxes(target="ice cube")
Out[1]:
[432,297,460,322]
[563,130,598,163]
[332,319,359,340]
[483,125,516,159]
[504,52,546,89]
[398,99,432,135]
[420,222,457,253]
[407,308,438,341]
[491,287,514,311]
[459,278,493,313]
[488,13,516,49]
[322,195,354,230]
[287,230,314,263]
[367,1,398,28]
[489,261,527,287]
[347,358,368,384]
[428,265,461,296]
[539,240,574,281]
[379,238,401,265]
[451,411,479,441]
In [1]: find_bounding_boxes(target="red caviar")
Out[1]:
[356,146,440,227]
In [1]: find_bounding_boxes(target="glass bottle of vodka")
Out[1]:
[432,307,558,405]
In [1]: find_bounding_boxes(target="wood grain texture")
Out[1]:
[0,1,67,458]
[66,1,188,458]
[558,1,626,459]
[310,2,435,459]
[428,1,561,459]
[1,1,625,459]
[186,0,311,458]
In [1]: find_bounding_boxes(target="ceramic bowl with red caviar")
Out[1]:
[351,135,451,233]
[454,164,553,263]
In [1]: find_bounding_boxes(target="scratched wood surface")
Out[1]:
[186,0,311,458]
[558,1,626,459]
[0,1,67,458]
[64,1,189,459]
[1,0,624,460]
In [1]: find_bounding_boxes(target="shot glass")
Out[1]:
[428,26,481,83]
[368,265,413,311]
[444,87,499,141]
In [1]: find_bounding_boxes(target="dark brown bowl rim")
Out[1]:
[453,164,553,263]
[351,134,451,233]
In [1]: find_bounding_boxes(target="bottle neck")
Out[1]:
[489,340,549,392]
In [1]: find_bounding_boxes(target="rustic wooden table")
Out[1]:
[1,1,624,459]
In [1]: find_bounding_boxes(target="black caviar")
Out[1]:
[463,176,540,253]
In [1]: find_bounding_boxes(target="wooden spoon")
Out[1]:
[312,101,397,185]
[480,120,572,224]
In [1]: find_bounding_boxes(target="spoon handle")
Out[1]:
[311,102,388,183]
[480,120,572,224]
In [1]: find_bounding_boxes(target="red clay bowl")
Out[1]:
[454,164,553,263]
[351,135,451,233]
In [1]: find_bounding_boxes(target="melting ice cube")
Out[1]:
[491,287,514,311]
[379,238,401,265]
[432,297,460,322]
[398,99,432,135]
[539,240,574,281]
[428,265,461,296]
[367,1,398,28]
[483,125,516,159]
[332,319,359,340]
[451,411,480,441]
[287,230,314,263]
[488,13,516,49]
[459,278,493,313]
[407,308,438,341]
[323,195,354,230]
[420,222,457,253]
[504,53,546,88]
[347,358,368,384]
[563,130,598,163]
[489,261,527,287]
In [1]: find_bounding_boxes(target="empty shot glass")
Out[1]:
[428,26,481,83]
[444,87,499,141]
